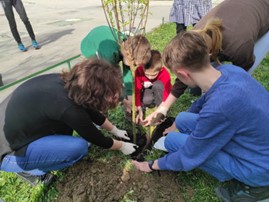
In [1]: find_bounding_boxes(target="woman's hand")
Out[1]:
[110,126,130,140]
[143,106,168,126]
[120,142,138,155]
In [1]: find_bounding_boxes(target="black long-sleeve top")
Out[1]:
[0,74,113,162]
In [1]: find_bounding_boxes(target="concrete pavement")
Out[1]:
[0,0,222,101]
[0,0,174,101]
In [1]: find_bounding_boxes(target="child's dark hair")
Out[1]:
[144,50,162,71]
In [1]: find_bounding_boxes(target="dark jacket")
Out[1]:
[0,74,114,163]
[171,0,269,98]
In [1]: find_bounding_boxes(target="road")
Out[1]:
[0,0,223,101]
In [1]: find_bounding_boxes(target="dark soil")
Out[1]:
[53,118,188,202]
[53,155,188,202]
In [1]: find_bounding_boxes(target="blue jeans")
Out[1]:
[0,135,89,175]
[164,112,261,186]
[248,31,269,74]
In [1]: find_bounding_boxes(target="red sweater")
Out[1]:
[135,65,172,107]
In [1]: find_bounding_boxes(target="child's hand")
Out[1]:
[151,106,168,125]
[143,106,168,126]
[143,110,157,126]
[163,122,177,135]
[135,107,143,124]
[151,113,166,126]
[123,98,132,113]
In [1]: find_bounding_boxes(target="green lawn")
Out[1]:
[1,23,269,202]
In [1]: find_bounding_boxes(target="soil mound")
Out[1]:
[54,155,186,202]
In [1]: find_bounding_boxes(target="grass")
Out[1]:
[1,23,269,202]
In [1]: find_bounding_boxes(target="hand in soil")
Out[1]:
[111,126,130,140]
[131,160,152,173]
[163,122,177,135]
[120,142,139,155]
[135,107,143,124]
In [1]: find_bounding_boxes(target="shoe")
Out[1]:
[32,40,40,49]
[215,180,269,202]
[18,43,27,52]
[16,172,55,186]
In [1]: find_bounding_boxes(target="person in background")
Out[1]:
[169,0,212,34]
[135,50,172,124]
[144,0,269,126]
[0,58,137,186]
[80,26,151,117]
[1,0,40,52]
[132,31,269,202]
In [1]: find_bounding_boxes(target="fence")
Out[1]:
[0,54,81,92]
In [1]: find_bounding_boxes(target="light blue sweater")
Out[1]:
[158,65,269,183]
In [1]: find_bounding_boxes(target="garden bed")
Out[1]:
[53,155,189,202]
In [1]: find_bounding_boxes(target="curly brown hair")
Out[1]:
[61,58,122,112]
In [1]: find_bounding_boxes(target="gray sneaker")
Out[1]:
[16,172,55,186]
[215,180,269,202]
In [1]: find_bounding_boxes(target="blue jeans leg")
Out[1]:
[175,112,198,134]
[164,112,198,152]
[0,135,89,175]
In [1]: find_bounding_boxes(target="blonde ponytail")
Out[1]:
[194,18,223,64]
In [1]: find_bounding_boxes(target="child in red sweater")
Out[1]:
[135,50,172,123]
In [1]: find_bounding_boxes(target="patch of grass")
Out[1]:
[253,54,269,90]
[177,170,219,202]
[0,171,58,202]
[146,23,176,52]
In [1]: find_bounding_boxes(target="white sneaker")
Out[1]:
[153,136,168,152]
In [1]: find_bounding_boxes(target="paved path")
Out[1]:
[0,0,222,101]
